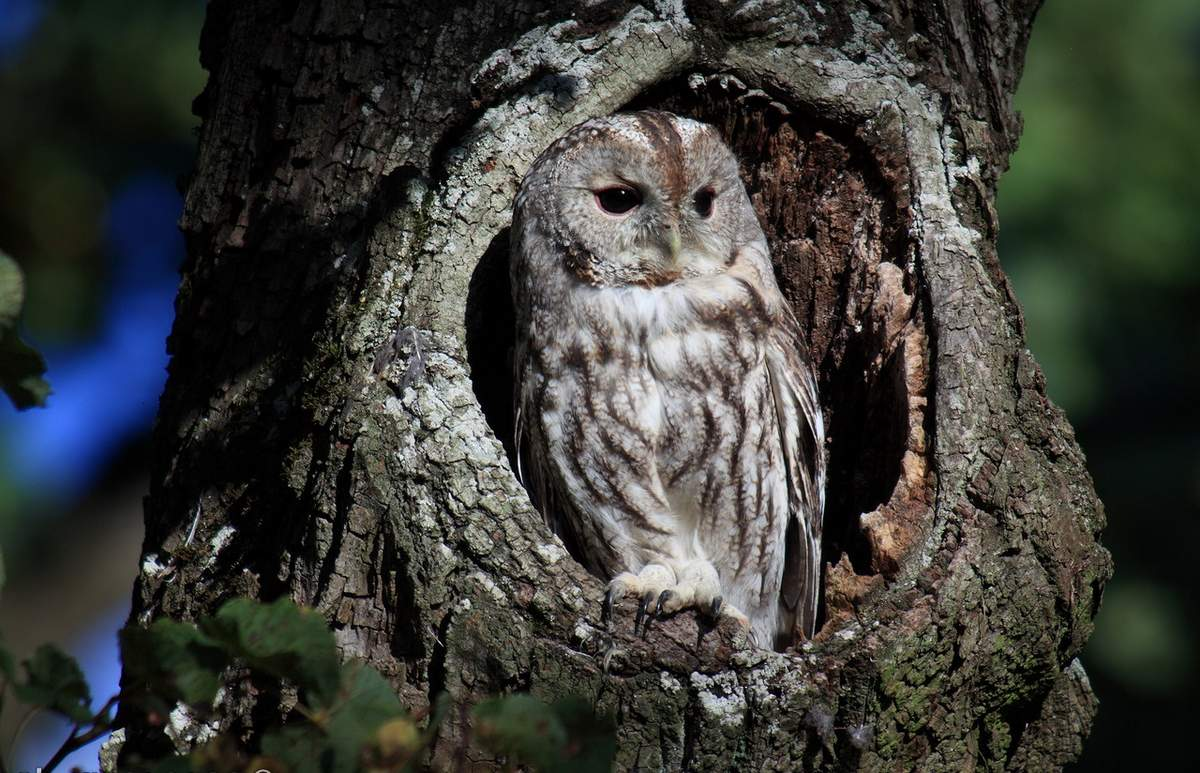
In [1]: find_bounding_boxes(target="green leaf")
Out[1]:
[260,724,334,773]
[149,755,196,773]
[544,696,617,773]
[323,661,407,772]
[330,661,406,733]
[426,691,452,741]
[13,644,92,723]
[120,620,228,708]
[0,252,50,409]
[473,694,615,773]
[239,660,409,773]
[200,598,341,708]
[474,694,566,770]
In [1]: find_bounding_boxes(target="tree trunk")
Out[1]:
[122,1,1111,770]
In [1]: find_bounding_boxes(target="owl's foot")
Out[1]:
[601,560,748,637]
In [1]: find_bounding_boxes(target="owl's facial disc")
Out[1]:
[549,113,745,287]
[570,172,730,284]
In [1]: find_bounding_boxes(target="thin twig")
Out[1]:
[38,694,119,773]
[37,721,82,773]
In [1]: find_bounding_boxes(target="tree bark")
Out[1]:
[122,1,1111,770]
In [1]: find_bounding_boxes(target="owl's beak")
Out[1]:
[667,223,683,265]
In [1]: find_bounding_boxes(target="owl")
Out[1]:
[510,110,825,647]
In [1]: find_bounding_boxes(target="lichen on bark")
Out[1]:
[122,2,1111,770]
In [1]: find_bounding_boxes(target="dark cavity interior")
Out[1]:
[466,74,932,639]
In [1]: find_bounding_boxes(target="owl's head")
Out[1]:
[517,111,758,288]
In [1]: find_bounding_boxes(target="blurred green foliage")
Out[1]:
[120,597,426,773]
[473,694,617,773]
[0,633,117,771]
[1003,0,1200,414]
[0,0,204,344]
[0,251,50,409]
[0,0,205,582]
[0,598,615,773]
[999,0,1200,767]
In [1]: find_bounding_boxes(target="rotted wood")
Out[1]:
[120,2,1111,771]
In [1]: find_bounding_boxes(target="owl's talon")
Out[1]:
[655,589,674,617]
[601,639,622,674]
[600,560,748,639]
[635,591,655,634]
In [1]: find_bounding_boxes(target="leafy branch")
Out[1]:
[0,639,113,773]
[1,598,614,772]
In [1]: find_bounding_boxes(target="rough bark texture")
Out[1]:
[122,1,1111,770]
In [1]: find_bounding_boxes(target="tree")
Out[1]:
[117,1,1111,770]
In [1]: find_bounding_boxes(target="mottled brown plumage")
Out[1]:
[511,111,825,647]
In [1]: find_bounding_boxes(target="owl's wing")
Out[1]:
[512,347,618,578]
[510,207,600,573]
[513,354,561,538]
[767,317,826,640]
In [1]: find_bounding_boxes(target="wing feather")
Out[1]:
[767,317,826,640]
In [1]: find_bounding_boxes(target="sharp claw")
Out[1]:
[602,641,617,674]
[602,589,615,629]
[635,591,655,635]
[655,589,674,617]
[710,596,723,618]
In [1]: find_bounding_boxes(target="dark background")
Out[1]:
[0,0,1194,769]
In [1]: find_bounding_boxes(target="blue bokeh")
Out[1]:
[2,171,181,768]
[0,0,43,64]
[2,173,181,500]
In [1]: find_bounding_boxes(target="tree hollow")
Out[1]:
[467,73,933,642]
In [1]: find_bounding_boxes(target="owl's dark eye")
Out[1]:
[693,187,715,218]
[594,186,641,215]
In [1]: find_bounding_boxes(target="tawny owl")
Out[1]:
[511,111,825,647]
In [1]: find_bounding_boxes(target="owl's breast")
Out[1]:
[519,272,793,593]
